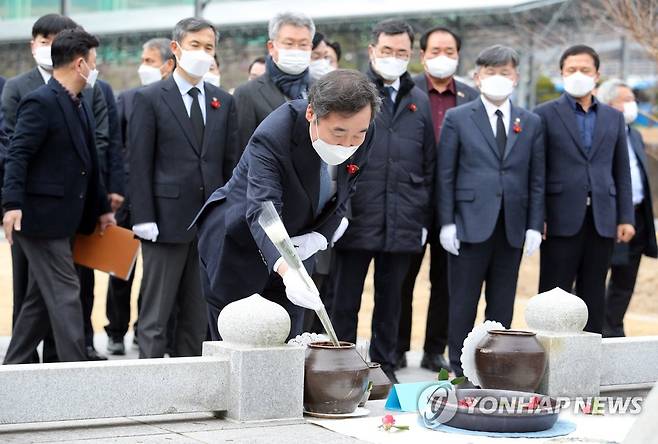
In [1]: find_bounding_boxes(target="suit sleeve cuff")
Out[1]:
[273,257,285,273]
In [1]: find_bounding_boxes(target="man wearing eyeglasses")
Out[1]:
[233,11,314,152]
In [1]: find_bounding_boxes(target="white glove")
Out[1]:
[282,268,323,311]
[524,229,542,256]
[440,224,460,256]
[421,227,428,246]
[132,222,159,242]
[290,231,328,260]
[332,217,349,244]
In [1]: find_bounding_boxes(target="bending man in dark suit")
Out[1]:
[130,18,239,358]
[397,25,479,373]
[2,28,116,364]
[535,45,635,334]
[597,79,657,337]
[192,69,379,340]
[438,45,545,377]
[233,11,314,151]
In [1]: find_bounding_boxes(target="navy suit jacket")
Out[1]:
[2,78,110,237]
[191,100,375,307]
[534,94,634,238]
[438,98,545,248]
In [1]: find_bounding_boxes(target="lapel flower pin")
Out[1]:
[346,163,359,175]
[408,103,417,112]
[513,117,522,133]
[211,97,221,109]
[379,414,409,432]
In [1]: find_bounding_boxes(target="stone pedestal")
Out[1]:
[203,341,305,422]
[525,287,602,397]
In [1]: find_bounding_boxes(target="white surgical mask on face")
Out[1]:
[479,75,515,102]
[203,72,221,87]
[623,101,638,124]
[425,55,458,79]
[34,45,53,70]
[81,60,99,88]
[275,48,311,75]
[177,44,214,78]
[311,118,361,165]
[373,56,408,81]
[137,64,162,86]
[563,71,596,98]
[309,59,335,81]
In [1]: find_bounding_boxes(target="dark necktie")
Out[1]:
[318,161,331,215]
[188,87,204,146]
[384,86,395,115]
[495,109,506,158]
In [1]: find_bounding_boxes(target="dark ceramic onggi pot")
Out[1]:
[367,362,393,400]
[475,330,547,392]
[304,341,369,414]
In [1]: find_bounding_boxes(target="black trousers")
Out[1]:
[331,249,412,369]
[10,240,58,363]
[448,214,522,376]
[104,203,140,340]
[604,206,647,337]
[77,266,96,349]
[539,207,614,334]
[398,233,449,355]
[205,272,305,342]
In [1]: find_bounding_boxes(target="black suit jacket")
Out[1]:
[0,76,5,130]
[2,78,110,238]
[438,98,545,248]
[412,74,479,106]
[97,79,125,196]
[129,74,240,243]
[116,87,139,182]
[191,100,375,306]
[233,73,286,153]
[534,94,634,238]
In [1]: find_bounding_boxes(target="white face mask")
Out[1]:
[177,45,214,78]
[623,101,638,124]
[203,72,221,87]
[34,45,53,70]
[275,48,311,75]
[311,118,361,165]
[425,55,458,79]
[373,56,408,81]
[81,60,99,88]
[137,64,162,86]
[309,59,335,81]
[563,72,596,98]
[479,75,515,102]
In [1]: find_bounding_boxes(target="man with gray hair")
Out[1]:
[192,69,379,340]
[129,17,239,358]
[233,11,314,151]
[104,37,176,356]
[437,44,545,378]
[597,79,657,337]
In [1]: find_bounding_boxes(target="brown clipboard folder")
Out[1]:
[73,225,140,281]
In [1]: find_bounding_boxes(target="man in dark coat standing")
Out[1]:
[397,26,479,373]
[331,20,436,383]
[438,45,545,377]
[233,11,314,151]
[596,79,657,337]
[2,28,115,364]
[193,69,379,340]
[130,18,239,358]
[535,45,635,334]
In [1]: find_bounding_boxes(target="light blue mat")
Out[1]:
[420,417,577,438]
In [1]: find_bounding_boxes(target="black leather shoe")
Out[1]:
[106,337,126,356]
[86,346,108,361]
[381,365,400,385]
[394,352,407,370]
[420,352,450,372]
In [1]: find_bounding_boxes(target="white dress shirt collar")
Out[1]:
[37,65,52,84]
[480,95,511,136]
[173,69,207,123]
